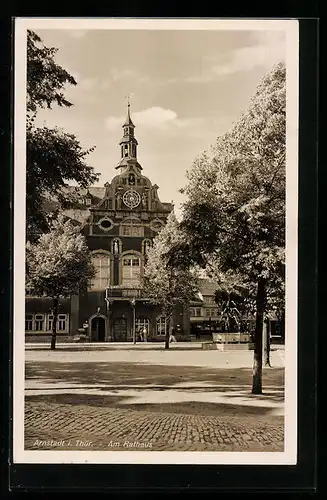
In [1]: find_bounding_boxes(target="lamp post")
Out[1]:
[131,298,136,344]
[105,287,110,341]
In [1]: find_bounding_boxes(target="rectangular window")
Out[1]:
[25,314,33,331]
[156,317,167,336]
[196,308,202,317]
[58,314,67,332]
[34,314,44,331]
[120,226,143,237]
[47,314,53,331]
[132,226,143,236]
[122,256,141,287]
[190,308,195,317]
[91,254,111,290]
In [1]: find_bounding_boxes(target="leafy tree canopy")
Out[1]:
[169,62,286,290]
[26,215,95,298]
[26,31,99,241]
[27,30,77,117]
[144,212,199,319]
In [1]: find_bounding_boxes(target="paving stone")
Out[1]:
[25,400,283,452]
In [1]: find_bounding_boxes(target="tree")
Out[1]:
[167,63,286,393]
[26,216,95,350]
[26,30,99,241]
[27,30,77,117]
[143,212,199,349]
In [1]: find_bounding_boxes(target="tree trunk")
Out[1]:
[50,297,59,350]
[165,328,170,350]
[263,319,271,367]
[252,278,266,394]
[165,311,172,350]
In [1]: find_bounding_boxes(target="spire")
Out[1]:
[123,105,134,128]
[123,94,135,127]
[118,97,139,166]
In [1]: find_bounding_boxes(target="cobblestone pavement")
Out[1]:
[24,350,285,453]
[25,401,284,452]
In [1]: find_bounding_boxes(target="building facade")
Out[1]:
[25,104,189,342]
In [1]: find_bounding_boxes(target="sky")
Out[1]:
[33,25,286,217]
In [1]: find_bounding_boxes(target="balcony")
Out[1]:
[106,287,146,299]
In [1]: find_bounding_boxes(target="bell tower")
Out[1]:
[119,100,138,162]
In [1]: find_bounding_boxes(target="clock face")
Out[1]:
[123,189,141,209]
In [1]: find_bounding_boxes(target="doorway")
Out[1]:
[113,317,128,341]
[91,316,106,341]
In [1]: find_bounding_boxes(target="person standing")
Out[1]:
[139,328,143,342]
[169,326,177,343]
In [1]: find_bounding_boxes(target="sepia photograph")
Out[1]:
[13,18,299,465]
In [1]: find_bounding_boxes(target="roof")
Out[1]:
[123,104,135,127]
[62,208,91,224]
[119,136,138,145]
[115,158,143,170]
[198,279,218,296]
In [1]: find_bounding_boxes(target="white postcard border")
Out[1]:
[13,17,299,465]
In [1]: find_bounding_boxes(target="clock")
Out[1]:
[123,189,141,209]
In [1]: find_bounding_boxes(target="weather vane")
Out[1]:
[125,93,134,106]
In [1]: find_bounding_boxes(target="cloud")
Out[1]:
[211,39,285,77]
[186,31,285,83]
[109,68,134,82]
[105,107,200,131]
[77,77,111,91]
[134,107,178,127]
[74,68,135,93]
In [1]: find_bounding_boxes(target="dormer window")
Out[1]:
[85,198,92,206]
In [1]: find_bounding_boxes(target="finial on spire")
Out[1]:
[125,93,134,108]
[123,94,135,127]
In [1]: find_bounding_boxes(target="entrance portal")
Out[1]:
[113,317,128,341]
[91,316,106,341]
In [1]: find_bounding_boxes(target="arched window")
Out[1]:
[90,252,111,290]
[120,217,144,237]
[156,316,167,336]
[122,253,141,288]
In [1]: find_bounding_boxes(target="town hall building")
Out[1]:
[25,104,191,342]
